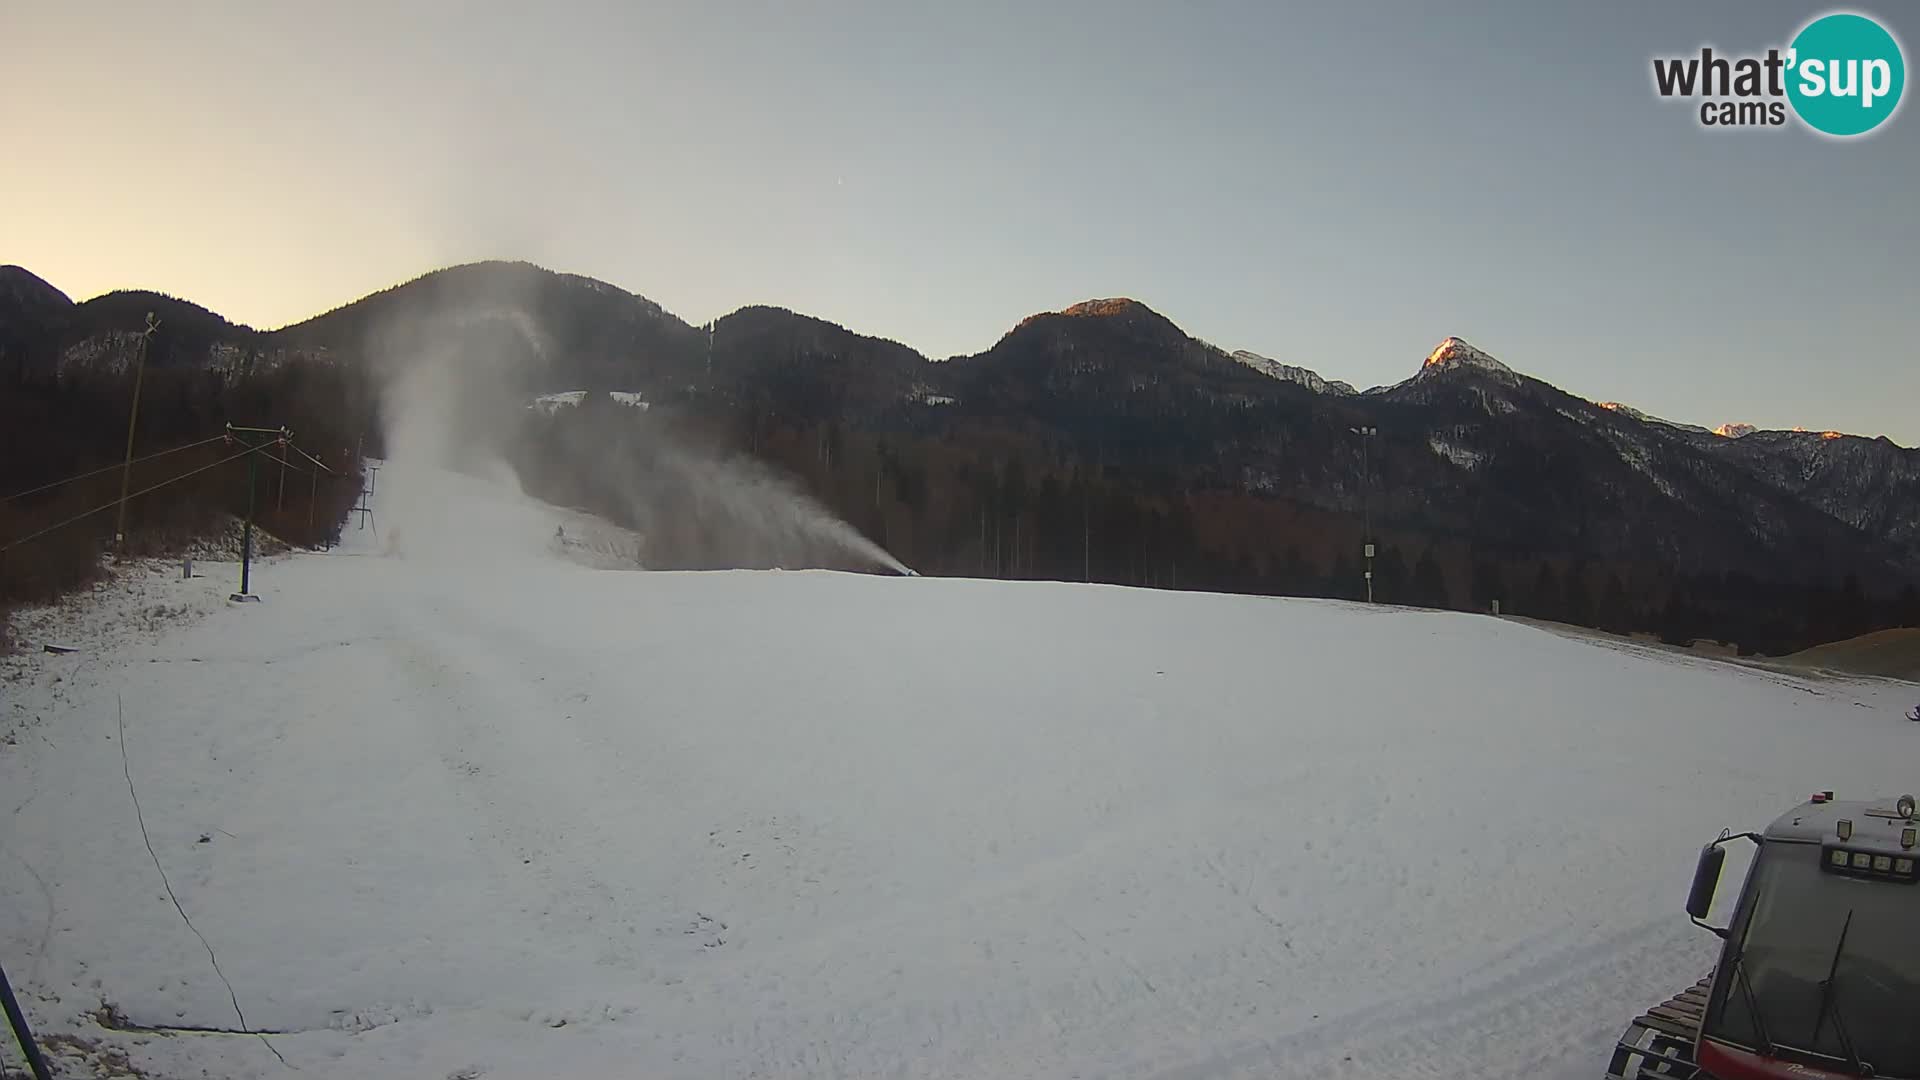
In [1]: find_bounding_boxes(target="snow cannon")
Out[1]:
[1607,791,1920,1079]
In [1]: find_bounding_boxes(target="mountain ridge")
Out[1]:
[11,260,1897,447]
[7,259,1917,634]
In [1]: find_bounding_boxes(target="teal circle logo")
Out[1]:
[1787,12,1906,136]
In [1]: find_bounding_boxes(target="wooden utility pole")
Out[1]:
[113,313,160,556]
[282,441,333,541]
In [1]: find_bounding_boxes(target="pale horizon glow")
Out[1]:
[2,1,1916,443]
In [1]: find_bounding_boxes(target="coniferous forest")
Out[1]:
[5,262,1916,656]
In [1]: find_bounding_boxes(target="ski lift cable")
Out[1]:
[1,443,266,552]
[283,441,337,475]
[2,434,228,503]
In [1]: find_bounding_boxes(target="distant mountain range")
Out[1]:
[5,260,1917,629]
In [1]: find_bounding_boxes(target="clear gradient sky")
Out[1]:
[4,2,1915,442]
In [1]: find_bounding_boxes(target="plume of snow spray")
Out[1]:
[642,443,910,574]
[365,273,909,574]
[371,308,545,563]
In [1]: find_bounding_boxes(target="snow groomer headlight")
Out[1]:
[1825,845,1918,881]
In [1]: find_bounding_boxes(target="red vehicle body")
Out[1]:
[1608,792,1919,1080]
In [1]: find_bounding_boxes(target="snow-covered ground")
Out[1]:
[2,465,1916,1080]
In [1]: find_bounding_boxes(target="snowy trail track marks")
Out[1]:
[2,466,1914,1079]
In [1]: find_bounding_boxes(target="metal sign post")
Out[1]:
[1351,426,1378,601]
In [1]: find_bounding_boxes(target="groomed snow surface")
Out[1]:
[3,464,1917,1080]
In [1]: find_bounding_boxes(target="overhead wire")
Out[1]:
[3,434,228,503]
[0,443,264,552]
[253,449,312,476]
[282,441,336,476]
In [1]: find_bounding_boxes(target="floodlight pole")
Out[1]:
[1351,425,1377,602]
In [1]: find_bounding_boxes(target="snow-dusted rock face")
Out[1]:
[1693,429,1920,553]
[1385,338,1527,407]
[529,390,650,414]
[1595,401,1710,435]
[1383,337,1524,409]
[1060,298,1146,319]
[56,330,147,377]
[905,384,957,406]
[1427,434,1486,471]
[1354,332,1920,575]
[1229,350,1357,395]
[53,334,315,382]
[1421,336,1517,381]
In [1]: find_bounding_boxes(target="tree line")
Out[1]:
[5,335,1912,658]
[1,361,368,637]
[516,397,1918,657]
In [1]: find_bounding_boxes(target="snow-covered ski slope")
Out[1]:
[3,464,1916,1080]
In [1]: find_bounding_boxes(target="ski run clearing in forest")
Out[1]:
[2,463,1915,1079]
